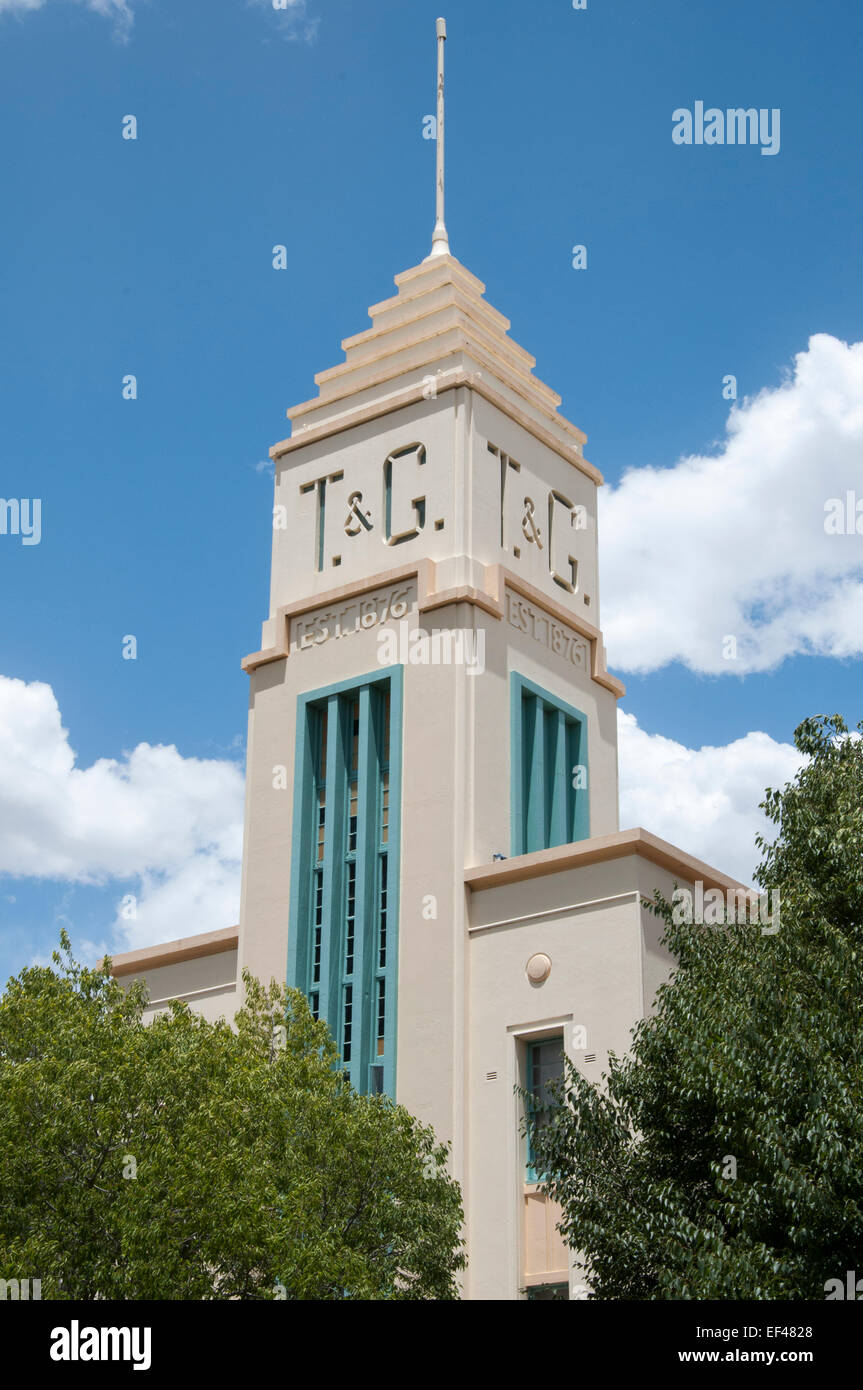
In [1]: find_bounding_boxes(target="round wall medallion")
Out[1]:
[526,953,552,984]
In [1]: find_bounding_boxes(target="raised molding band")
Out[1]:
[241,557,625,699]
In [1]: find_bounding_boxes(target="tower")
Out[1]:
[237,8,622,1128]
[111,19,744,1299]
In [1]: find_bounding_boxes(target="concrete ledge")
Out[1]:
[241,559,625,700]
[464,828,748,895]
[107,926,239,978]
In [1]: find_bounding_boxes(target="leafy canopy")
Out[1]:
[530,714,863,1299]
[0,939,465,1299]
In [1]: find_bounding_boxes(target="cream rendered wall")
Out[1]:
[465,854,703,1300]
[468,393,600,622]
[239,592,474,1183]
[237,660,299,992]
[266,395,465,622]
[241,356,616,947]
[124,950,239,1025]
[109,251,716,1303]
[237,365,624,1280]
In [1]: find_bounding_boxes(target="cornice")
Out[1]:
[107,926,239,978]
[242,558,625,699]
[464,829,749,896]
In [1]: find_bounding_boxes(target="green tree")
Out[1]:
[0,936,465,1299]
[529,714,863,1299]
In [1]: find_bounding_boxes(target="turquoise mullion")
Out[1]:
[525,696,546,852]
[379,672,401,1098]
[351,684,376,1093]
[548,708,568,846]
[318,694,347,1037]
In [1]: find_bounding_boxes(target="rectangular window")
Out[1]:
[526,1035,565,1183]
[511,674,589,856]
[288,670,401,1098]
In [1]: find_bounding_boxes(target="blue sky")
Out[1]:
[1,0,861,981]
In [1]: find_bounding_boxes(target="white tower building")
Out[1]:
[111,21,743,1300]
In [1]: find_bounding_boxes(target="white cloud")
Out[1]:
[0,679,815,945]
[0,676,243,950]
[118,852,243,951]
[600,334,863,674]
[617,709,803,884]
[0,0,134,41]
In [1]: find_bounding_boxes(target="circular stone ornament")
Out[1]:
[526,953,552,984]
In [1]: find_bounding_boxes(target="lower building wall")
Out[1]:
[463,848,703,1299]
[109,835,739,1301]
[116,949,239,1025]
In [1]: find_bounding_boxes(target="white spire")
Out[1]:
[427,17,450,259]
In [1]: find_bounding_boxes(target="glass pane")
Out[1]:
[378,855,388,968]
[381,773,389,844]
[376,977,386,1055]
[527,1036,565,1180]
[343,984,353,1062]
[531,1037,565,1106]
[345,861,356,975]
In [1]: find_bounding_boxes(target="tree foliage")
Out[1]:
[0,940,465,1299]
[530,715,863,1299]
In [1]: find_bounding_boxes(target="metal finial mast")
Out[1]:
[428,17,450,258]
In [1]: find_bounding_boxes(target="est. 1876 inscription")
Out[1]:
[292,582,415,653]
[506,591,589,669]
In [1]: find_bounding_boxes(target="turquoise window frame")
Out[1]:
[287,667,402,1099]
[510,673,589,857]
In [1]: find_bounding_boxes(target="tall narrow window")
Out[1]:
[340,696,359,1065]
[288,671,401,1098]
[309,705,327,1021]
[525,1035,565,1183]
[511,674,589,856]
[374,688,390,1068]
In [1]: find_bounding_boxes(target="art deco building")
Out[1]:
[111,21,742,1300]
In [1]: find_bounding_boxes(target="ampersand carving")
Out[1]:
[344,491,373,536]
[521,497,543,549]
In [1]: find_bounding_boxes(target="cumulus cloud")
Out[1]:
[617,709,803,884]
[0,674,808,952]
[600,334,863,675]
[119,853,243,951]
[0,676,243,951]
[0,0,135,41]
